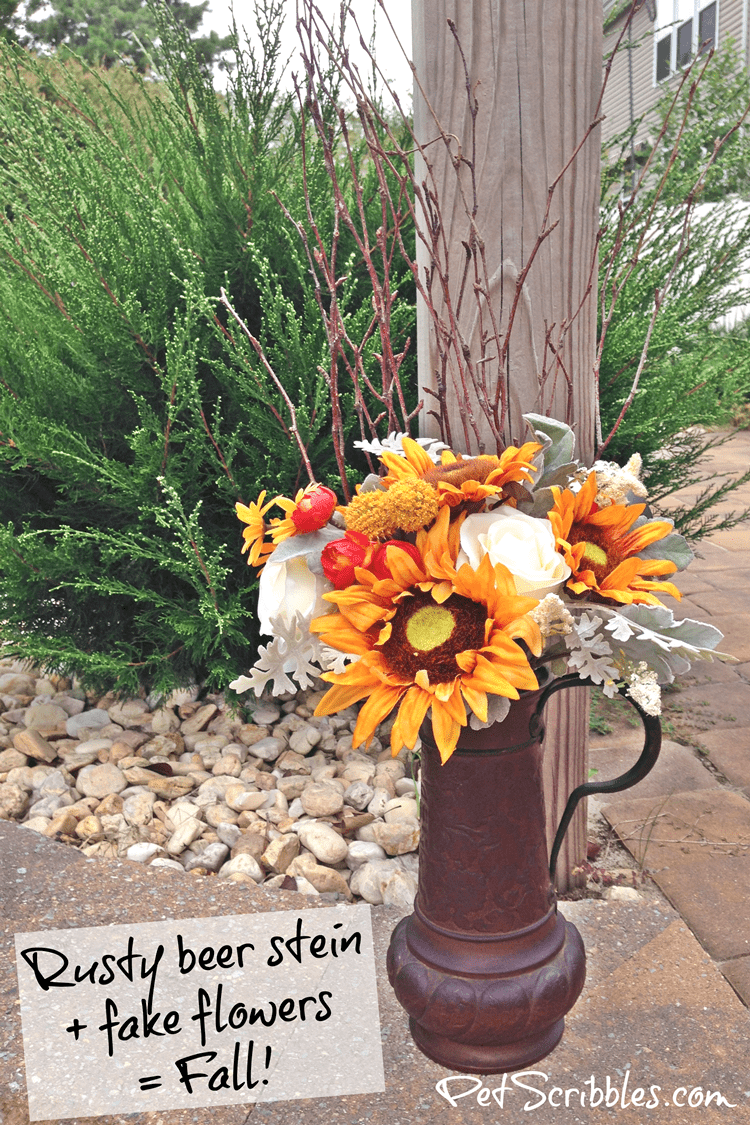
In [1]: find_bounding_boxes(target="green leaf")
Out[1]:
[603,603,731,683]
[523,413,578,489]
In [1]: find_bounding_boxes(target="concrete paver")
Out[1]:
[705,526,750,551]
[694,727,750,794]
[653,856,750,961]
[686,589,747,616]
[689,545,750,572]
[695,617,750,664]
[691,564,750,588]
[718,956,750,1010]
[551,919,750,1124]
[598,429,750,1016]
[603,788,750,869]
[660,682,747,730]
[672,658,747,685]
[589,737,720,804]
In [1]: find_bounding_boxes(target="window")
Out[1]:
[698,2,717,54]
[677,18,693,66]
[654,0,717,81]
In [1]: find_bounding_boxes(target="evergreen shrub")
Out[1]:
[0,3,415,696]
[598,44,750,534]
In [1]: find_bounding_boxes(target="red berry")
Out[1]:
[291,484,338,534]
[321,531,371,589]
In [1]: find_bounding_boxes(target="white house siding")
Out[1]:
[602,3,660,149]
[720,0,745,56]
[601,0,747,150]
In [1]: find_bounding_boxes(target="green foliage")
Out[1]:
[0,2,416,696]
[0,0,21,44]
[22,0,231,74]
[598,45,750,535]
[649,44,750,202]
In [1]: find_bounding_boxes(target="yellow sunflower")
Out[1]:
[310,508,542,764]
[548,472,681,606]
[378,436,542,511]
[235,492,276,569]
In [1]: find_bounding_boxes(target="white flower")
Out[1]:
[529,594,575,637]
[354,431,450,463]
[457,508,571,598]
[592,453,648,506]
[626,662,662,716]
[258,554,333,636]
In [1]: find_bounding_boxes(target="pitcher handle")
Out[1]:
[533,672,662,882]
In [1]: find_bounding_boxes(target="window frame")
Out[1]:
[653,0,719,84]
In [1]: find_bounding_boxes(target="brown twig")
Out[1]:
[219,287,316,485]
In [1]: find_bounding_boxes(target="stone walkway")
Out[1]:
[3,430,750,1124]
[594,429,750,1008]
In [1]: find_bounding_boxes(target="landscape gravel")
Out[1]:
[0,659,423,907]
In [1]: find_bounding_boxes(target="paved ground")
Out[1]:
[596,430,750,1006]
[2,430,750,1125]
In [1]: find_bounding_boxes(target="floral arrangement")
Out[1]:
[231,415,727,764]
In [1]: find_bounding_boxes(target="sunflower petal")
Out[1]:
[431,702,462,764]
[394,686,433,749]
[631,557,678,577]
[313,681,374,715]
[460,680,488,723]
[386,547,427,588]
[311,614,373,655]
[619,520,674,555]
[353,685,404,749]
[401,436,437,475]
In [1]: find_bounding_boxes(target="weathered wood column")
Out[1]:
[412,0,602,890]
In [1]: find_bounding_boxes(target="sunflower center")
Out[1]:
[380,590,487,683]
[567,525,623,585]
[405,604,455,651]
[580,541,608,568]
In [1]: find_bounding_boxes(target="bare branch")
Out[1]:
[219,287,316,485]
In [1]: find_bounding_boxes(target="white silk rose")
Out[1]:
[257,529,342,635]
[457,508,571,599]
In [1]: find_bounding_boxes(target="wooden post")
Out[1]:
[411,0,602,890]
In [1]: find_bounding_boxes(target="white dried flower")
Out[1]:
[230,638,297,697]
[626,662,662,716]
[529,594,575,637]
[592,453,648,506]
[566,611,619,695]
[573,612,607,646]
[605,613,636,642]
